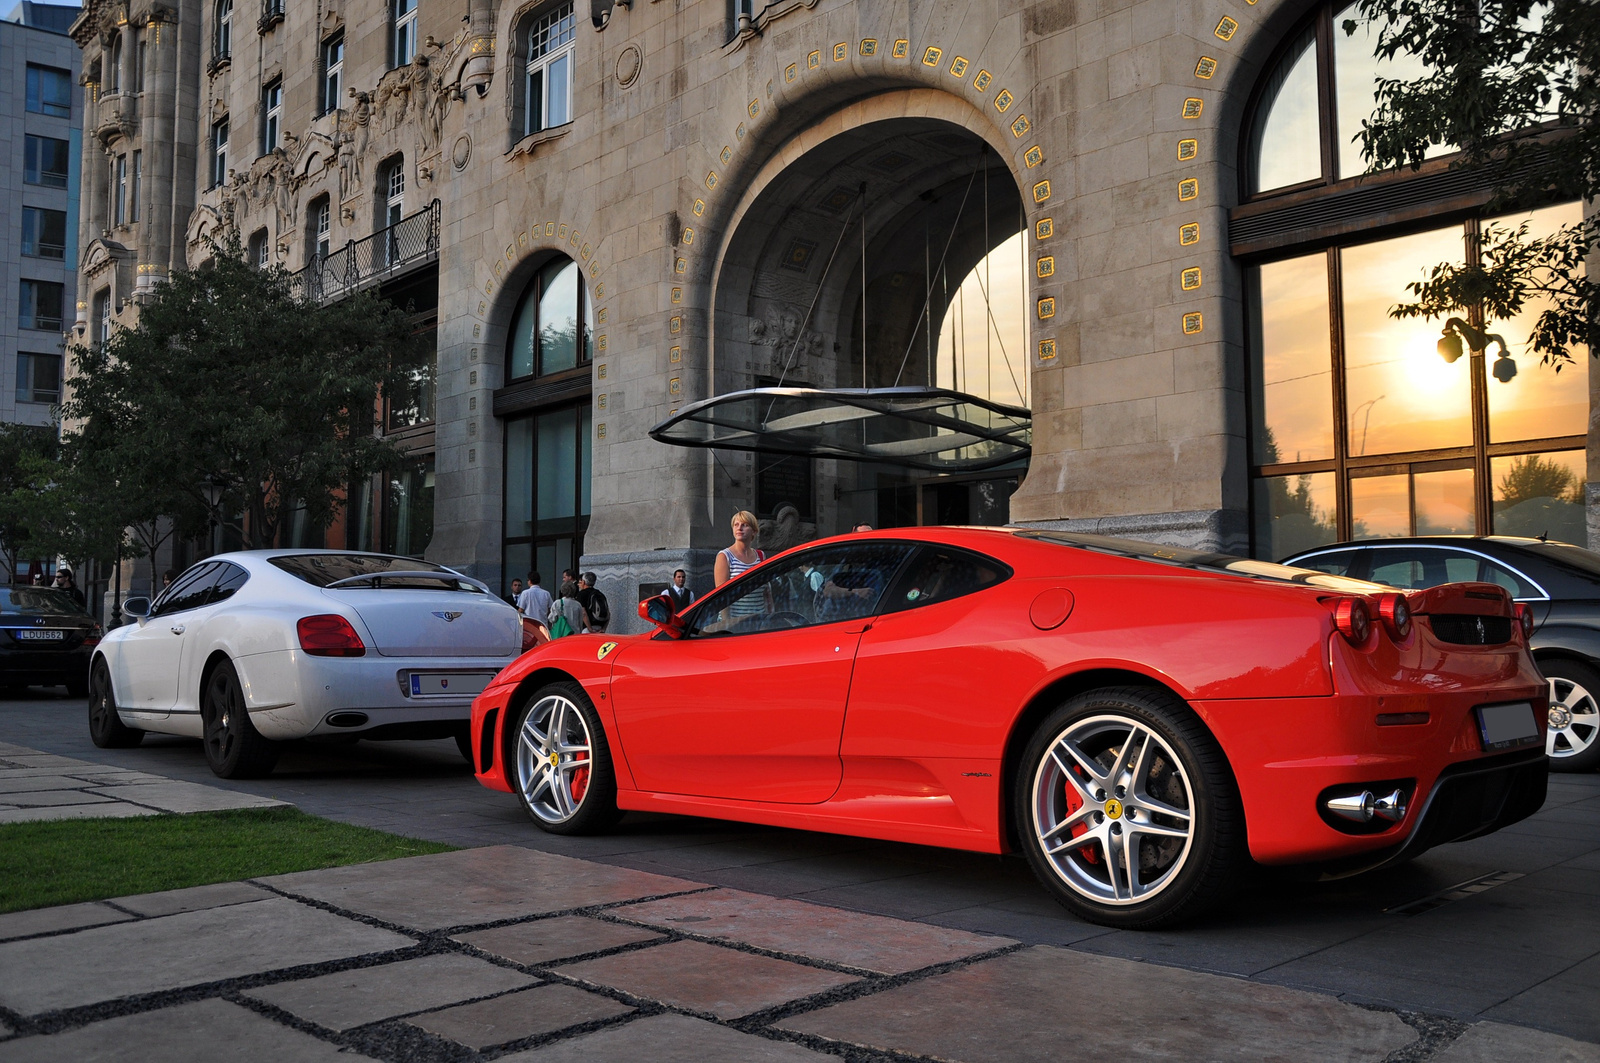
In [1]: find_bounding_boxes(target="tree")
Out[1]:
[1346,0,1597,367]
[1497,452,1580,507]
[0,423,59,581]
[60,240,428,550]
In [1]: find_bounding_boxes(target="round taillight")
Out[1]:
[1514,602,1535,639]
[297,614,366,657]
[1377,593,1412,640]
[1333,598,1372,644]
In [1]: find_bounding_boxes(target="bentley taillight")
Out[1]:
[1376,593,1412,640]
[297,614,366,657]
[1333,597,1371,645]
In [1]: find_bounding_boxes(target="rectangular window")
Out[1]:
[314,198,331,258]
[211,118,229,188]
[21,208,67,259]
[382,456,434,557]
[25,64,72,118]
[19,280,65,331]
[130,150,142,222]
[24,135,71,188]
[390,0,416,68]
[522,4,575,135]
[262,79,282,154]
[249,229,269,266]
[113,154,127,225]
[321,33,344,114]
[135,36,146,92]
[15,352,63,405]
[94,288,111,347]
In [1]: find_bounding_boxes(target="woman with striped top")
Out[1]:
[714,510,767,619]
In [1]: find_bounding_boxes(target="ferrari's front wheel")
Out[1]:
[1016,687,1244,929]
[512,682,621,835]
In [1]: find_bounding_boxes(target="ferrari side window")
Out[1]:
[687,542,913,637]
[152,562,222,617]
[881,546,1009,614]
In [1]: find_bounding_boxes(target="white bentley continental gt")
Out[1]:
[88,551,523,778]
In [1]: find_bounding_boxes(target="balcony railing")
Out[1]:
[291,199,440,304]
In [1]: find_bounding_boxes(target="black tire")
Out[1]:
[1543,658,1600,773]
[87,660,143,748]
[201,660,280,778]
[1015,686,1245,929]
[454,726,475,768]
[509,681,621,835]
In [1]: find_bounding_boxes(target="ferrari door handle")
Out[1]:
[843,622,873,634]
[170,623,185,634]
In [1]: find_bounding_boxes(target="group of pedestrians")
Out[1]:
[507,570,610,641]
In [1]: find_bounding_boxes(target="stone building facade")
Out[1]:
[67,0,1595,627]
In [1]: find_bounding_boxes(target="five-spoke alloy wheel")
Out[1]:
[513,681,620,834]
[1017,687,1244,928]
[1544,659,1600,773]
[201,660,280,778]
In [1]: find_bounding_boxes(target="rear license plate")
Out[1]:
[1475,702,1541,752]
[14,629,66,641]
[409,672,493,697]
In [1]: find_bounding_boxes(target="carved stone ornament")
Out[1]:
[452,134,472,171]
[616,43,642,87]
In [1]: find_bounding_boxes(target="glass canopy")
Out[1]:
[649,386,1032,473]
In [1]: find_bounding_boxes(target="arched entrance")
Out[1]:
[712,113,1029,535]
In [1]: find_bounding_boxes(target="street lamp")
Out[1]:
[201,481,223,555]
[1437,316,1516,383]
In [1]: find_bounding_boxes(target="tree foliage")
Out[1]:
[1347,0,1598,366]
[1497,453,1580,506]
[60,241,428,551]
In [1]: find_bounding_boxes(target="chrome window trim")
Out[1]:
[1292,544,1551,601]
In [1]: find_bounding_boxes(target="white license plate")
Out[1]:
[14,629,66,641]
[409,672,493,697]
[1475,702,1541,751]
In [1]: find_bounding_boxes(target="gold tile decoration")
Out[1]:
[596,282,605,298]
[860,38,878,56]
[473,322,482,337]
[1195,56,1217,78]
[1037,255,1056,278]
[807,49,821,69]
[1025,145,1043,168]
[674,257,687,274]
[598,333,608,350]
[785,62,797,82]
[1011,114,1030,137]
[833,42,847,61]
[478,300,487,314]
[1032,179,1052,203]
[922,46,942,66]
[1181,267,1202,290]
[545,221,556,235]
[597,424,606,439]
[469,447,476,462]
[1182,97,1203,119]
[705,170,719,189]
[598,393,607,409]
[598,362,608,378]
[892,39,909,58]
[670,315,682,334]
[1183,312,1203,334]
[1178,177,1199,200]
[995,88,1014,111]
[599,307,609,322]
[670,288,681,304]
[693,199,705,216]
[950,56,968,77]
[1215,16,1238,40]
[1039,338,1057,361]
[581,243,591,259]
[719,145,732,164]
[736,122,746,139]
[1035,217,1054,239]
[669,345,682,363]
[518,231,529,246]
[1178,138,1198,161]
[748,98,760,117]
[974,69,992,91]
[668,377,681,395]
[559,224,569,238]
[1037,296,1056,319]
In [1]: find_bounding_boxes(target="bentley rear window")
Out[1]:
[270,553,479,591]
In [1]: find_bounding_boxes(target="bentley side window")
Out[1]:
[152,562,222,617]
[209,562,251,605]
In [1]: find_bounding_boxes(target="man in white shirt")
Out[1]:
[516,571,553,623]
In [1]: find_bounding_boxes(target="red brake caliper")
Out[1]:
[570,752,590,802]
[1063,768,1100,864]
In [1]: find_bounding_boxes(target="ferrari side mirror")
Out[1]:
[638,595,686,638]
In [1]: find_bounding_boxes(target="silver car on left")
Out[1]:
[89,550,522,777]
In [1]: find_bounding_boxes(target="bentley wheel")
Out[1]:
[201,660,279,778]
[1544,659,1600,773]
[87,660,143,749]
[512,681,620,835]
[1016,686,1244,928]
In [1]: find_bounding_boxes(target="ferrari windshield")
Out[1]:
[1015,530,1384,593]
[270,553,482,591]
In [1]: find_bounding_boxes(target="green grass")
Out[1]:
[0,807,456,913]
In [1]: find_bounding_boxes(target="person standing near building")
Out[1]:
[547,579,588,637]
[577,572,609,632]
[517,571,552,624]
[54,569,85,609]
[506,577,523,607]
[714,511,765,587]
[662,569,694,612]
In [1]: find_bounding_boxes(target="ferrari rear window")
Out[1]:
[1016,530,1381,592]
[270,553,479,591]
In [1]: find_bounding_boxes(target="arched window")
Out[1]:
[1239,3,1588,557]
[108,35,122,93]
[307,194,331,261]
[515,2,575,139]
[214,0,232,62]
[506,255,592,381]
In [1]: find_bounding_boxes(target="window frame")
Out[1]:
[24,135,70,189]
[520,2,576,138]
[214,0,233,61]
[321,32,344,115]
[130,150,142,223]
[211,118,229,188]
[25,64,72,118]
[21,207,67,260]
[112,154,127,226]
[505,255,592,383]
[390,0,417,69]
[19,280,64,332]
[261,78,283,155]
[15,351,63,405]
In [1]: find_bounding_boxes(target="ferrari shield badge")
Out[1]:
[597,641,619,660]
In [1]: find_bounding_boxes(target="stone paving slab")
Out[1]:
[555,938,858,1020]
[501,1012,833,1062]
[0,774,91,793]
[0,754,95,769]
[0,998,375,1062]
[0,897,414,1015]
[614,888,1015,974]
[405,983,634,1049]
[778,946,1419,1063]
[83,780,287,813]
[0,789,117,807]
[0,803,158,824]
[1433,1022,1600,1062]
[1482,950,1600,1044]
[454,915,664,965]
[0,901,133,942]
[261,846,704,931]
[109,881,275,918]
[246,953,537,1032]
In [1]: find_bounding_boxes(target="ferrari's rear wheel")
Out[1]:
[201,660,280,779]
[1017,687,1244,929]
[512,682,621,835]
[1543,659,1600,773]
[87,660,143,748]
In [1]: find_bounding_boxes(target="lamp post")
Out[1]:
[200,481,223,556]
[1437,316,1516,383]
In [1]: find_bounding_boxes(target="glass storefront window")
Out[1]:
[1253,471,1337,560]
[1350,473,1409,538]
[1250,254,1333,464]
[1492,451,1585,544]
[506,417,534,538]
[1413,465,1474,534]
[536,406,578,535]
[506,255,590,381]
[503,403,590,595]
[383,456,435,557]
[1340,226,1471,456]
[1331,5,1450,179]
[1250,25,1321,194]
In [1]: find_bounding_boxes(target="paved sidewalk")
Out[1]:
[1,843,1597,1062]
[0,740,285,823]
